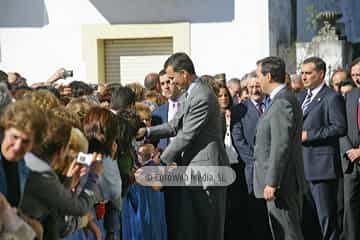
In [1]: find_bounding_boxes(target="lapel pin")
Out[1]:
[317,98,321,102]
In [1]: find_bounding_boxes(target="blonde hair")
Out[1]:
[126,83,145,102]
[26,89,60,111]
[52,128,89,176]
[135,102,151,121]
[66,97,96,124]
[52,106,81,129]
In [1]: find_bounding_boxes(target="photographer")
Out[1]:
[20,109,103,240]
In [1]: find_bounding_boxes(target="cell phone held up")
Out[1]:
[63,70,73,79]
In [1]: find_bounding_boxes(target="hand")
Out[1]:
[263,185,277,201]
[301,131,308,142]
[152,149,161,165]
[347,148,360,162]
[47,68,65,83]
[137,127,147,140]
[90,153,104,177]
[0,193,10,212]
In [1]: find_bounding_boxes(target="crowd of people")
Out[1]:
[0,52,359,240]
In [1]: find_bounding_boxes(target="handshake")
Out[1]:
[136,127,147,140]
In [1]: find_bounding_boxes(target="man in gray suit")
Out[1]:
[254,56,305,240]
[138,52,229,240]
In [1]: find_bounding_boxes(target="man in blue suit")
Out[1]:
[152,70,181,151]
[299,57,346,240]
[231,71,272,240]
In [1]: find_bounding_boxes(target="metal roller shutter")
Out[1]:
[104,37,173,85]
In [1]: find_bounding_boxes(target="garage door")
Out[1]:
[104,37,173,85]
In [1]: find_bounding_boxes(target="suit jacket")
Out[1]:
[298,85,346,181]
[152,103,170,151]
[340,88,360,173]
[148,78,229,167]
[253,87,305,199]
[231,99,261,193]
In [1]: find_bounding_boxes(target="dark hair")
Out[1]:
[144,73,159,90]
[158,69,166,77]
[350,56,360,71]
[339,78,356,90]
[256,56,286,83]
[110,87,136,112]
[0,82,12,114]
[83,107,119,156]
[69,81,94,97]
[302,57,326,74]
[35,85,61,99]
[218,84,233,109]
[164,52,196,75]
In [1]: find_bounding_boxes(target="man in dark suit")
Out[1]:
[138,52,229,240]
[152,70,181,151]
[232,71,272,240]
[254,56,305,240]
[299,57,346,240]
[340,88,360,240]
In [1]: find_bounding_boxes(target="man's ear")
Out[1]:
[266,72,272,83]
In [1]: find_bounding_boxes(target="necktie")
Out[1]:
[302,90,313,113]
[257,103,264,115]
[357,97,360,130]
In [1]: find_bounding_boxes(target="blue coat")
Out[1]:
[231,99,261,193]
[152,103,170,151]
[0,153,29,207]
[298,85,346,181]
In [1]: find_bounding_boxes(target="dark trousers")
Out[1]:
[224,163,250,240]
[308,180,339,240]
[176,186,227,240]
[343,165,360,240]
[247,193,272,240]
[163,187,180,240]
[266,192,304,240]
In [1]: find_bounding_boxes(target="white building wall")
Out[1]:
[0,0,270,84]
[191,0,269,79]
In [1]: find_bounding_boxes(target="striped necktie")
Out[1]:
[302,90,313,113]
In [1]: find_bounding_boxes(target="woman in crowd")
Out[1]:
[20,109,103,240]
[83,107,122,240]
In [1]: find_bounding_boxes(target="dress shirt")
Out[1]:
[308,82,325,102]
[168,99,179,122]
[270,84,287,100]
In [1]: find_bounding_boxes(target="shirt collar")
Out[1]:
[250,98,265,107]
[168,98,178,106]
[24,152,52,173]
[308,82,325,97]
[270,84,286,100]
[186,79,198,97]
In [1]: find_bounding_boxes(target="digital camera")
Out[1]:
[76,152,92,166]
